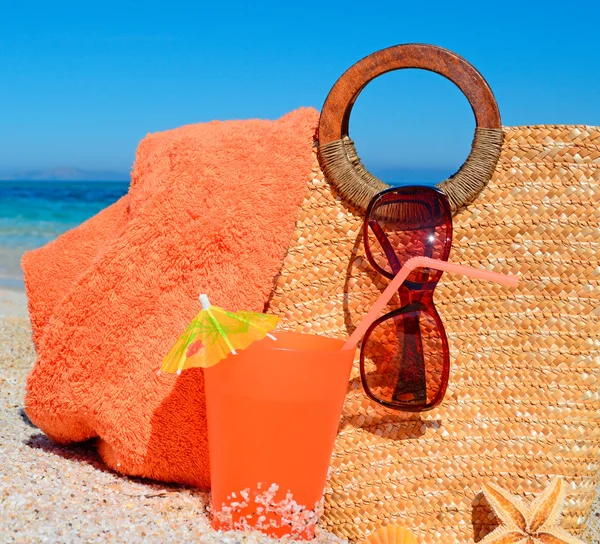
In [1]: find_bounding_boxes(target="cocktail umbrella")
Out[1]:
[160,294,280,374]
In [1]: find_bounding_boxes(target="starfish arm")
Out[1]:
[536,528,586,544]
[483,482,529,532]
[528,477,567,533]
[479,527,529,544]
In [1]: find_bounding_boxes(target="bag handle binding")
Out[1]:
[317,43,504,214]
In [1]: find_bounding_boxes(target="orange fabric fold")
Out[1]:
[23,108,319,487]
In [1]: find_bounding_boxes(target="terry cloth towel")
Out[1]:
[23,108,319,488]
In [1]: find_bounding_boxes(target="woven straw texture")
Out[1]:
[266,125,600,543]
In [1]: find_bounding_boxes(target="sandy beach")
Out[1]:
[0,288,346,543]
[1,287,598,543]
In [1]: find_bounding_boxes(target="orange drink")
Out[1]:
[204,331,354,539]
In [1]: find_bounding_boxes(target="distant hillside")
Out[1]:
[0,167,129,181]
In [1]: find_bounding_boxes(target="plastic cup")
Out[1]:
[204,331,354,539]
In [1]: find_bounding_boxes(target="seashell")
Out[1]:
[363,523,418,544]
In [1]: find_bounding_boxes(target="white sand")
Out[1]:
[0,288,29,319]
[0,289,346,543]
[1,288,598,543]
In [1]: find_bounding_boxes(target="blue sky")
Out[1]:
[1,1,599,181]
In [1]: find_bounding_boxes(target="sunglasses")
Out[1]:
[360,186,453,412]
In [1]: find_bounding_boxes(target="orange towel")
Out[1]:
[23,108,319,488]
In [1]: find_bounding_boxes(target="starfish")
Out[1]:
[480,477,585,544]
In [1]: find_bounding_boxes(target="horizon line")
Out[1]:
[0,165,457,183]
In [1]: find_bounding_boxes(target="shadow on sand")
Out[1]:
[24,432,199,497]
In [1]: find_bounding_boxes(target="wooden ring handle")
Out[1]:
[318,43,501,145]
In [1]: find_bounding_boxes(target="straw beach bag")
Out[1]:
[265,44,600,543]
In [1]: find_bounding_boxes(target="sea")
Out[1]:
[0,169,450,290]
[0,181,129,290]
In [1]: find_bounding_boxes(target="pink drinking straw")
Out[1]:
[343,256,518,350]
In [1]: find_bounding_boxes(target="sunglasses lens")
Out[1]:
[361,308,447,410]
[365,188,451,282]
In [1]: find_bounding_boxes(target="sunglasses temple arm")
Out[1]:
[369,220,403,274]
[343,256,519,350]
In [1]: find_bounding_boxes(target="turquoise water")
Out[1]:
[0,181,129,289]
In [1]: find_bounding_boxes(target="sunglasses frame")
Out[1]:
[360,185,453,412]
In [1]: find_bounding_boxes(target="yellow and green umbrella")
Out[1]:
[160,294,280,374]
